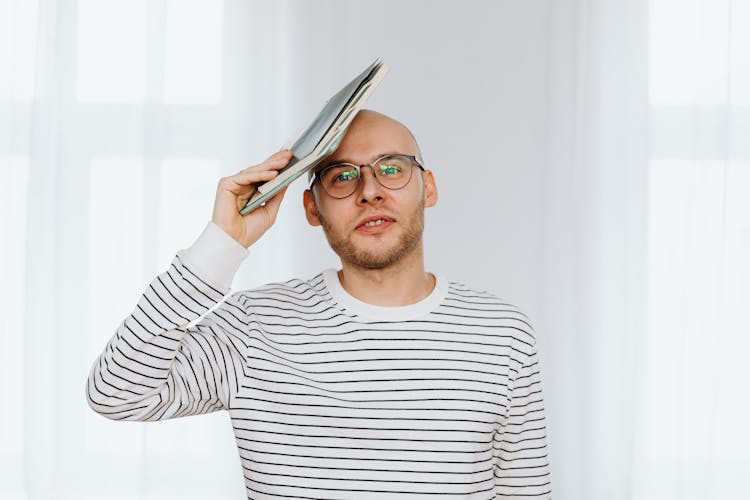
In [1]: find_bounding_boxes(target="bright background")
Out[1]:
[1,0,748,499]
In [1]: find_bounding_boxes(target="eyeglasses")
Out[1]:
[309,153,425,199]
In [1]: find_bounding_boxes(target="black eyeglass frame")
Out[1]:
[308,153,425,199]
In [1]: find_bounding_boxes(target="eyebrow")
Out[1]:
[317,152,406,170]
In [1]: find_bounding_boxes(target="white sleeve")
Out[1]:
[493,340,552,498]
[85,221,251,421]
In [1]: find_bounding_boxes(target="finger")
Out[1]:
[267,148,293,161]
[226,168,279,188]
[239,150,294,175]
[261,149,294,170]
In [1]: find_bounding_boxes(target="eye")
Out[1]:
[333,169,358,183]
[378,163,402,176]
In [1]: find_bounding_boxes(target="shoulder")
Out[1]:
[444,278,528,316]
[442,278,538,350]
[228,272,327,306]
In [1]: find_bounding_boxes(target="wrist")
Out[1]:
[181,221,250,289]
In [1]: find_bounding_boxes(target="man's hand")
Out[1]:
[211,149,294,249]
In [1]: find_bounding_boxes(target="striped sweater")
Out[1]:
[86,221,552,499]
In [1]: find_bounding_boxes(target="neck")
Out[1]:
[336,241,436,306]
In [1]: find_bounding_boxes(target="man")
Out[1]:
[86,109,552,499]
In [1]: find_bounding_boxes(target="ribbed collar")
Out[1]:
[322,268,448,321]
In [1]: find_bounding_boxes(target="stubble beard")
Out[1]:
[318,196,425,270]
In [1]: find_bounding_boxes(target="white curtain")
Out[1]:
[3,1,302,499]
[543,1,750,499]
[1,0,748,499]
[639,0,750,497]
[542,0,650,496]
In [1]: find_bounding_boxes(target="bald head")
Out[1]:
[345,109,423,163]
[308,109,424,181]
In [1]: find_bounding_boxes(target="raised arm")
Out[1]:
[85,149,293,421]
[86,223,249,420]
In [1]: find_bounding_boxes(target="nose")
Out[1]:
[356,165,385,204]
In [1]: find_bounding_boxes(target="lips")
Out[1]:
[356,214,396,229]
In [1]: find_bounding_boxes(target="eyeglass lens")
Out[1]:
[320,155,414,198]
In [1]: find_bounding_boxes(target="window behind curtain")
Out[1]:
[1,1,249,498]
[643,0,750,497]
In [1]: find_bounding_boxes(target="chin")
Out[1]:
[344,237,419,270]
[319,210,424,270]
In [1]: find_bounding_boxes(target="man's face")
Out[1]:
[303,112,437,270]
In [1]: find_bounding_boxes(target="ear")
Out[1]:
[303,189,322,226]
[422,169,438,208]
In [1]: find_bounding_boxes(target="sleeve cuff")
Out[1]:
[179,220,250,290]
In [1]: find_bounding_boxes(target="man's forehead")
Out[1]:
[323,148,412,164]
[306,109,422,178]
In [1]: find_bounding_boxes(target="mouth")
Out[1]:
[355,215,396,234]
